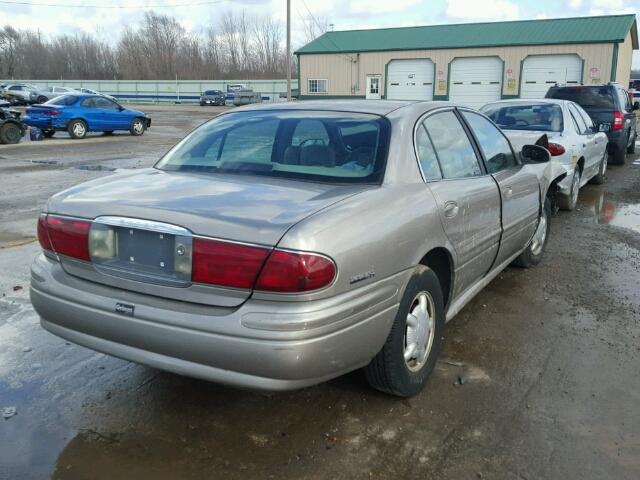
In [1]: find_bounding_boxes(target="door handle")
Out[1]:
[443,201,459,218]
[503,186,513,198]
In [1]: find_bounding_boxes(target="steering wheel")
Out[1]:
[515,119,530,126]
[299,138,326,148]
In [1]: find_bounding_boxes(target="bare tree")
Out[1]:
[300,14,330,45]
[0,9,295,81]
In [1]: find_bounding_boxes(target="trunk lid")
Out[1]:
[503,130,561,152]
[47,168,369,306]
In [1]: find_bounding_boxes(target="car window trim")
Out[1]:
[455,107,521,174]
[412,106,488,183]
[567,104,588,135]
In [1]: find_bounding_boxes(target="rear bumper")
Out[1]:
[30,254,406,390]
[24,116,67,130]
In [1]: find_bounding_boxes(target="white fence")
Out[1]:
[2,79,298,103]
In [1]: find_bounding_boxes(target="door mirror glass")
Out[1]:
[521,144,550,163]
[634,101,639,111]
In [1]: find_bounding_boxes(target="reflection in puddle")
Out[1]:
[577,189,640,233]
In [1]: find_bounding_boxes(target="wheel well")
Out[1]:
[419,248,453,309]
[577,157,585,173]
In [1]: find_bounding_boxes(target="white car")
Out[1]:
[481,99,608,210]
[79,88,117,102]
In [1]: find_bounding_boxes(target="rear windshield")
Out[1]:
[481,103,564,132]
[155,110,391,184]
[546,86,614,109]
[45,95,78,106]
[204,90,221,95]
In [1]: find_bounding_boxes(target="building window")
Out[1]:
[308,79,328,94]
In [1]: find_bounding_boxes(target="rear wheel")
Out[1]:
[627,132,636,154]
[512,198,551,268]
[67,119,87,139]
[558,168,581,211]
[611,145,626,165]
[0,122,22,144]
[130,118,145,136]
[37,96,48,104]
[590,153,607,185]
[364,265,444,397]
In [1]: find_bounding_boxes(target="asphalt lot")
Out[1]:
[1,104,639,480]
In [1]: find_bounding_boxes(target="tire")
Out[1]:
[627,133,636,154]
[129,118,146,136]
[557,168,581,211]
[590,153,607,185]
[610,145,626,165]
[37,96,48,104]
[0,122,22,144]
[67,119,87,139]
[364,265,445,397]
[43,129,55,138]
[512,198,551,268]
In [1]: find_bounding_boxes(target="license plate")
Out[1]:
[599,123,610,132]
[90,222,192,286]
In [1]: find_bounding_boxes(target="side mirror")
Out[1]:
[521,144,550,164]
[633,101,639,111]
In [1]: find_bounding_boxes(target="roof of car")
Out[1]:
[234,99,435,116]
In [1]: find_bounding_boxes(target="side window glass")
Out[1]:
[568,104,587,134]
[461,111,517,174]
[576,105,594,131]
[81,98,96,108]
[415,124,442,181]
[423,111,482,179]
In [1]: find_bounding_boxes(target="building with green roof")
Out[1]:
[295,15,638,105]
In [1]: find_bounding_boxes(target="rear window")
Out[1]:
[546,86,615,109]
[156,110,390,184]
[45,95,78,106]
[481,103,563,132]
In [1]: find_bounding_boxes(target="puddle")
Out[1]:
[578,189,640,232]
[74,165,117,171]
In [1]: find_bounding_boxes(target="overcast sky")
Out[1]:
[2,0,639,68]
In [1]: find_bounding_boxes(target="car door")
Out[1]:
[573,102,606,176]
[568,103,599,180]
[418,109,502,297]
[93,97,126,130]
[79,97,105,130]
[460,110,540,267]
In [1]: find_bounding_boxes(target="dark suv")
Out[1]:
[546,83,638,165]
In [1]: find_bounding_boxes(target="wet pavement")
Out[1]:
[1,113,639,479]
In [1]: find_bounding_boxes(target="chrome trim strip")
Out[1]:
[93,216,192,236]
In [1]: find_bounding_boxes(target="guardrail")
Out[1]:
[1,79,299,103]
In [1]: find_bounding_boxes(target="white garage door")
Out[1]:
[449,57,503,109]
[386,59,434,101]
[520,54,582,99]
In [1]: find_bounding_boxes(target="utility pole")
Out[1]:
[286,0,291,101]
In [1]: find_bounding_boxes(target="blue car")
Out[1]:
[24,94,151,139]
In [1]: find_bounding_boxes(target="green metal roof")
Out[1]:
[296,14,638,55]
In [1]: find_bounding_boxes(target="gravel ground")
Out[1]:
[0,105,639,480]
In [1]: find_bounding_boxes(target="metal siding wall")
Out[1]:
[616,32,633,86]
[299,43,614,98]
[0,79,298,103]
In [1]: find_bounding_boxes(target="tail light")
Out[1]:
[547,142,565,156]
[612,111,624,131]
[192,238,336,292]
[45,110,61,115]
[192,238,270,289]
[255,250,336,293]
[38,214,91,261]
